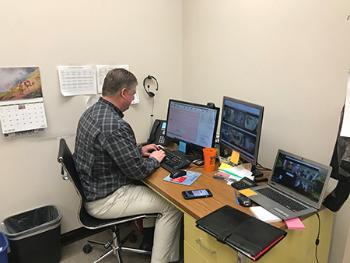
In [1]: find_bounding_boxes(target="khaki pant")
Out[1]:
[85,185,182,263]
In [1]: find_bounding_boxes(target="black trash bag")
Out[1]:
[3,206,60,235]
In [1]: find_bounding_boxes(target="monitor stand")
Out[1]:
[180,142,204,161]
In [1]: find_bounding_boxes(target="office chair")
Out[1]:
[57,138,159,263]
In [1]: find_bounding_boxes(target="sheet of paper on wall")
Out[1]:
[58,65,97,96]
[341,74,350,137]
[96,65,129,93]
[131,90,140,104]
[96,65,139,104]
[0,67,48,134]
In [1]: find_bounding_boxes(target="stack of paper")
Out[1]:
[250,206,282,223]
[218,163,253,181]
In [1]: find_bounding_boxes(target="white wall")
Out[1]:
[0,0,183,232]
[183,1,350,262]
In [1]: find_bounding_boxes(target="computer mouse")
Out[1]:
[170,170,187,179]
[237,196,252,207]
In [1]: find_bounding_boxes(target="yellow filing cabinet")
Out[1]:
[184,213,238,263]
[184,209,333,263]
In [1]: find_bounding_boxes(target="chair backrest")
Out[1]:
[57,138,87,203]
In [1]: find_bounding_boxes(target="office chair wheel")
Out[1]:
[83,243,93,254]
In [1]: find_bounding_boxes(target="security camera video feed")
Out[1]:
[221,123,256,155]
[220,98,263,161]
[272,153,328,203]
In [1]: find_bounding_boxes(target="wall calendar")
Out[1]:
[0,67,48,135]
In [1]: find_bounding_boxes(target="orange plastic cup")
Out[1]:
[203,148,217,172]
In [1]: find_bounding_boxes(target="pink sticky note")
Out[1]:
[285,217,305,230]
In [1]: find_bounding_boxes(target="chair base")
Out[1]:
[85,226,152,263]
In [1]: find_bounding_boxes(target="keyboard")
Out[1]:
[231,177,257,190]
[256,188,307,212]
[161,149,191,172]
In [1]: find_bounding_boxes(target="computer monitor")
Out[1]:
[165,99,220,152]
[219,96,264,166]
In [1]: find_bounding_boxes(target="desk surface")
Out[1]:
[145,163,284,228]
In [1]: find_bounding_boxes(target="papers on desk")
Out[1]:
[163,171,201,186]
[250,206,281,223]
[218,163,253,182]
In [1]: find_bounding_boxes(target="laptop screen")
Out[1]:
[270,151,331,204]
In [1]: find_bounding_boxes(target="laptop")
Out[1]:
[249,150,332,220]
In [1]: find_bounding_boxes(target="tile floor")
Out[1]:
[61,228,150,263]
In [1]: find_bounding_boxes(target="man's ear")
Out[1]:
[120,87,128,98]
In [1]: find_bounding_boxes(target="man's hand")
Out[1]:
[141,144,159,157]
[149,150,166,163]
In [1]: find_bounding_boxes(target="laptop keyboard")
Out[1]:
[256,188,307,212]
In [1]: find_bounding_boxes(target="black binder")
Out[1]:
[196,205,287,261]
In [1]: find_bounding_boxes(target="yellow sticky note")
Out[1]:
[230,150,240,165]
[219,162,233,170]
[239,188,257,197]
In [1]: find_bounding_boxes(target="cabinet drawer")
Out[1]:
[184,213,237,263]
[184,241,210,263]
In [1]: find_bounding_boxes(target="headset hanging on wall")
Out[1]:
[143,75,159,97]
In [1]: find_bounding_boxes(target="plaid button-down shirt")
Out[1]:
[74,98,159,201]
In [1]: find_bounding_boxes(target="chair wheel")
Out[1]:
[83,243,93,254]
[128,233,137,243]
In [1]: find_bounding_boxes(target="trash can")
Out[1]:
[0,232,9,263]
[1,205,62,263]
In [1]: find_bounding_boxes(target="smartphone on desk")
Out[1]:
[182,189,213,200]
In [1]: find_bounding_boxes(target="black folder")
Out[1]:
[196,205,287,261]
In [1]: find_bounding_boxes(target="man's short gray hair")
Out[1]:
[102,68,137,96]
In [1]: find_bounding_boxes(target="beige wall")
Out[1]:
[183,1,350,262]
[0,0,183,232]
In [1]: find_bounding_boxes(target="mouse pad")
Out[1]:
[163,171,201,186]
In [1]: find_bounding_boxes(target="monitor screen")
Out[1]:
[271,150,331,204]
[219,96,264,164]
[165,100,219,148]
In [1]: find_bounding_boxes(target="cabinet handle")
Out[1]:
[195,238,217,254]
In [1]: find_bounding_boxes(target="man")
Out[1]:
[74,68,182,263]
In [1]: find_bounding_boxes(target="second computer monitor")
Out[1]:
[219,96,264,165]
[165,99,220,149]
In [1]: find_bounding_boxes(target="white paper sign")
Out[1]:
[96,65,129,94]
[341,75,350,137]
[96,65,139,104]
[58,65,97,96]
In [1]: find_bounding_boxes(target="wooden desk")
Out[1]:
[144,165,334,263]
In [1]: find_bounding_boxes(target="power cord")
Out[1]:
[315,212,320,263]
[149,98,155,135]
